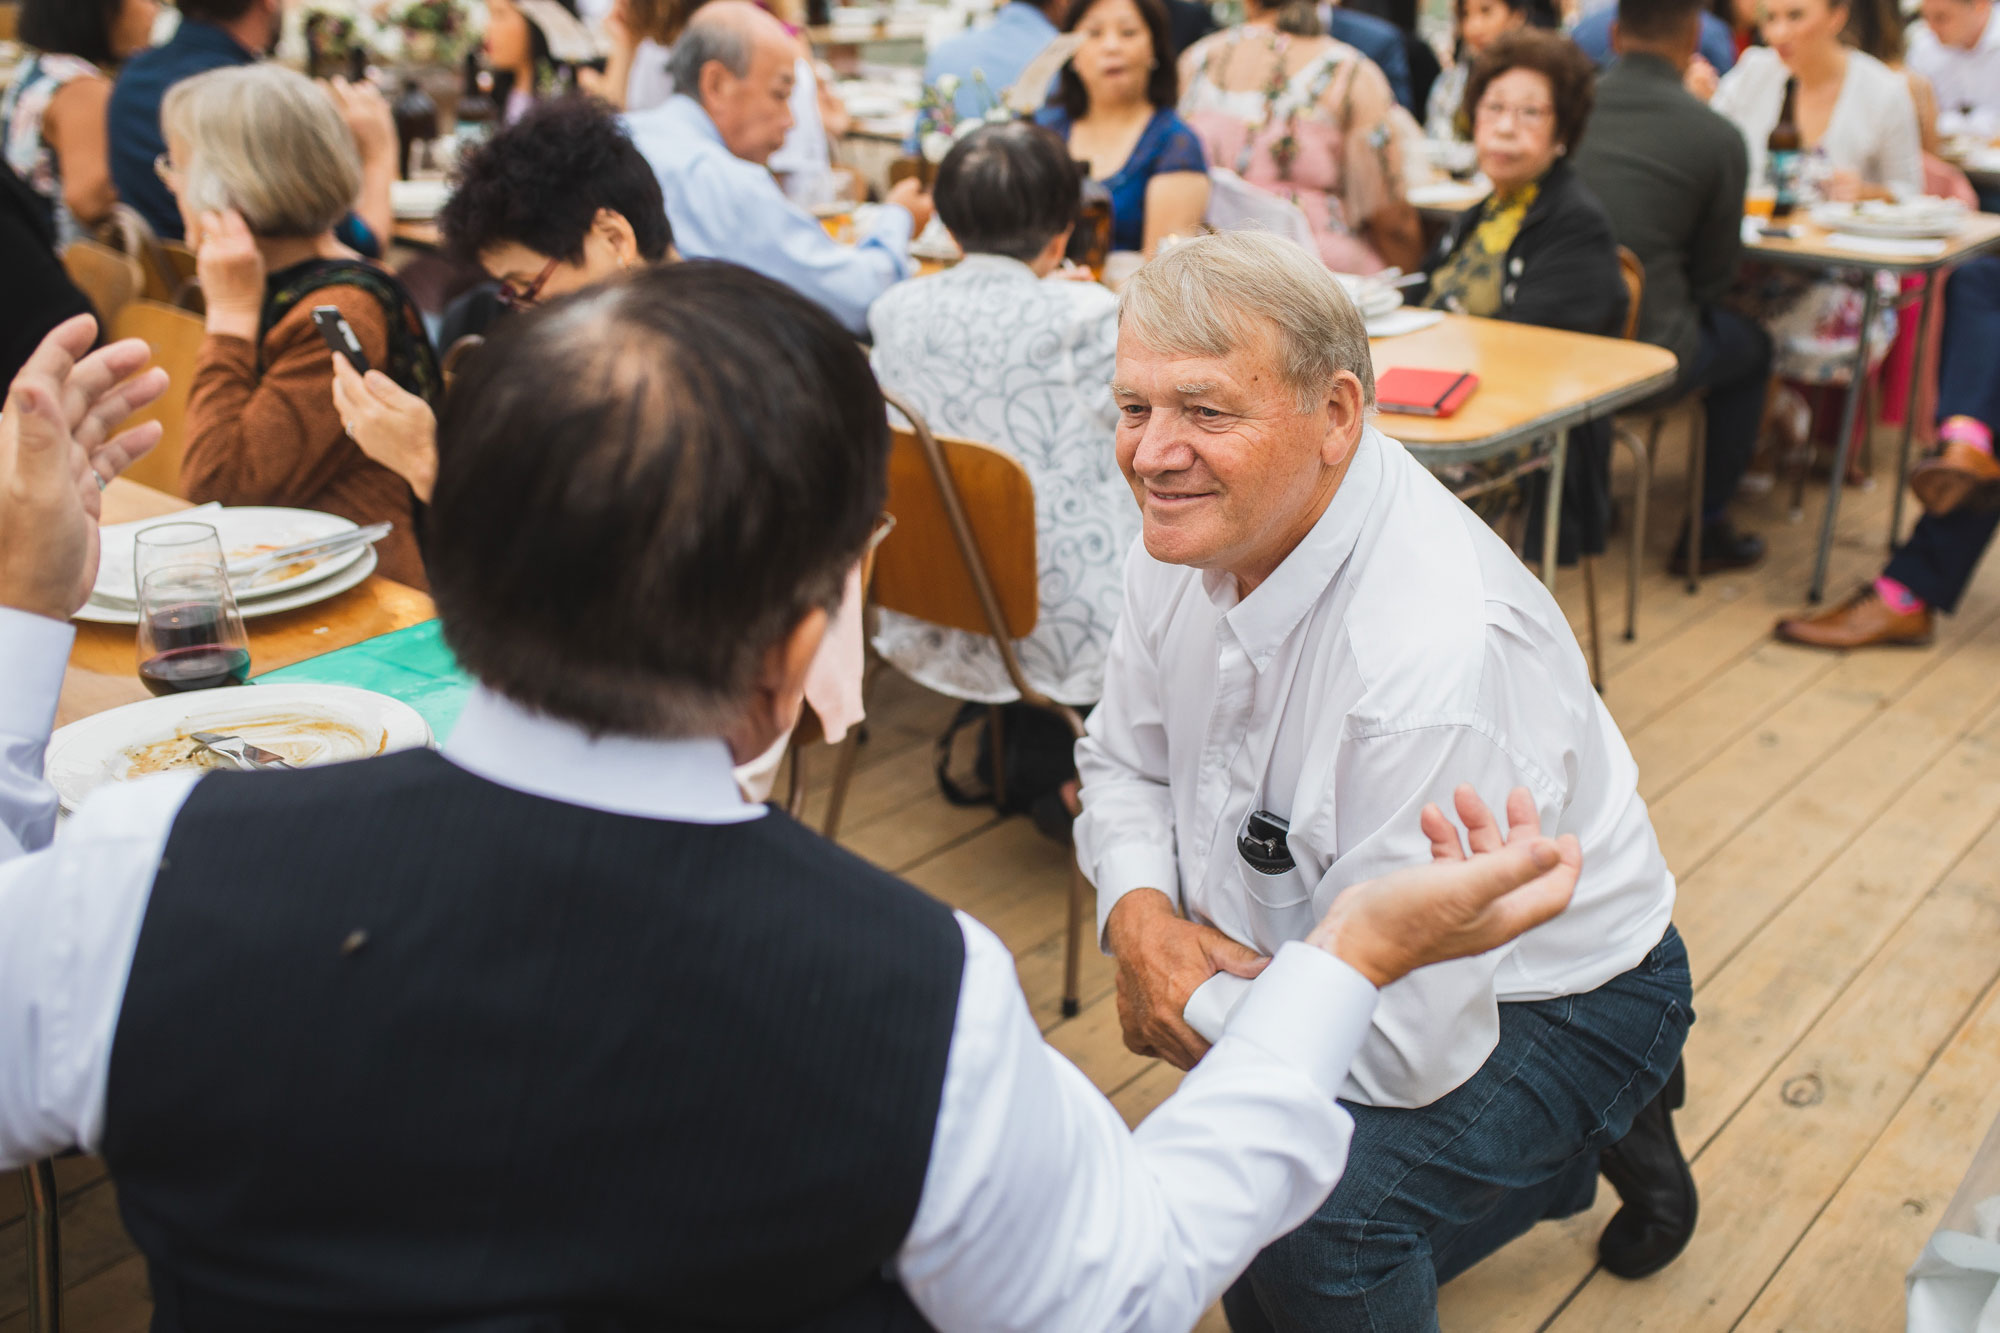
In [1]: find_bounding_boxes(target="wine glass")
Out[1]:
[134,521,227,587]
[135,566,252,696]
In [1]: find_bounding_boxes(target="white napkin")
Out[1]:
[1183,971,1256,1045]
[1367,308,1446,339]
[1823,232,1949,259]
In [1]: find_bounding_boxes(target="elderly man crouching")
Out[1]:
[1077,231,1697,1331]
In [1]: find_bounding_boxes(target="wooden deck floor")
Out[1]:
[10,419,2000,1331]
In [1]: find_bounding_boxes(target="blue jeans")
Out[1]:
[1222,926,1693,1333]
[1884,257,2000,612]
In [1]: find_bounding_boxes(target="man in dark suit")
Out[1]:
[1572,0,1772,573]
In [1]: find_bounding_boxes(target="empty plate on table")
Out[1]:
[77,549,378,625]
[45,683,431,812]
[391,178,452,220]
[92,507,370,609]
[1809,198,1969,239]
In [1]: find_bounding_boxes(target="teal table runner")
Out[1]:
[254,619,473,739]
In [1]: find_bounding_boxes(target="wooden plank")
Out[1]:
[0,1254,151,1333]
[1546,807,2000,1330]
[0,1180,138,1324]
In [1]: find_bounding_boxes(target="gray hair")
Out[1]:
[667,11,753,94]
[1119,231,1376,412]
[161,65,361,239]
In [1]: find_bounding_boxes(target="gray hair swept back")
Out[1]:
[1119,231,1376,412]
[667,10,754,92]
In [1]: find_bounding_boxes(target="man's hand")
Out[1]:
[1105,888,1270,1070]
[0,316,168,621]
[887,177,936,238]
[194,209,266,343]
[1683,54,1718,101]
[1308,785,1580,988]
[332,358,438,502]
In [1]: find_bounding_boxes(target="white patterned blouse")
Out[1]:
[867,254,1140,707]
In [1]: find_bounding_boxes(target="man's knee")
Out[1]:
[1248,1207,1431,1302]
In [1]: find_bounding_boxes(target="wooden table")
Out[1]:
[60,480,435,728]
[1370,313,1679,588]
[1743,212,2000,601]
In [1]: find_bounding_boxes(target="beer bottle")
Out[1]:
[1768,77,1803,219]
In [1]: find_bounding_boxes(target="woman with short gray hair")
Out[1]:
[166,64,439,589]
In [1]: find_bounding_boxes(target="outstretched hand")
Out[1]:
[0,315,169,621]
[1310,785,1580,988]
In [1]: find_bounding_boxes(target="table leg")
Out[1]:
[23,1160,60,1332]
[1542,430,1568,593]
[1810,276,1881,603]
[1887,272,1939,554]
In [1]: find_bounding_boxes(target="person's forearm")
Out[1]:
[0,609,76,862]
[355,159,397,257]
[184,337,349,506]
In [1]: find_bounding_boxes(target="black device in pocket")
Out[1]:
[311,305,370,375]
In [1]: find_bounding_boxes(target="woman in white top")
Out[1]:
[867,121,1140,709]
[1710,0,1921,200]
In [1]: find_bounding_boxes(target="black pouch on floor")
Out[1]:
[934,701,1080,816]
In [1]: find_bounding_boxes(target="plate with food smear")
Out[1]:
[81,507,377,624]
[46,683,431,812]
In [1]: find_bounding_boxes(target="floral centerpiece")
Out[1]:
[373,0,482,69]
[915,72,1016,165]
[298,1,372,77]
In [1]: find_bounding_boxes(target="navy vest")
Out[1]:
[101,748,964,1331]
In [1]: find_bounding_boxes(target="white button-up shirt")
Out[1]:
[1909,9,2000,131]
[1076,427,1676,1110]
[623,95,912,335]
[0,605,1381,1332]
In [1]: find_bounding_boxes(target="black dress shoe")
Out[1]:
[1669,521,1766,576]
[1597,1061,1698,1279]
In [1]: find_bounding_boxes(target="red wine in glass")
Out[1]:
[136,588,252,696]
[139,645,254,695]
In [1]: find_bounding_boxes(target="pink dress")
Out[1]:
[1180,28,1405,275]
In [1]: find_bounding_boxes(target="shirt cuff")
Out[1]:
[1091,839,1182,947]
[0,606,76,742]
[862,204,917,274]
[1221,942,1379,1103]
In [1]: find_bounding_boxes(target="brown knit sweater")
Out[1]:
[183,283,427,590]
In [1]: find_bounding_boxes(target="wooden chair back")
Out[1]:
[153,240,202,311]
[63,239,143,324]
[873,393,1039,641]
[0,5,17,41]
[441,334,485,390]
[109,301,206,497]
[1616,245,1644,342]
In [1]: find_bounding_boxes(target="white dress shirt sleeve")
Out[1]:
[900,913,1377,1333]
[1073,551,1183,942]
[0,607,198,1169]
[1314,714,1565,1108]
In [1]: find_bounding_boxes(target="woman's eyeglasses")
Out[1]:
[496,256,563,310]
[153,154,178,192]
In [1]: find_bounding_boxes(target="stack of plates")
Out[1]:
[1809,197,1970,239]
[80,507,380,625]
[45,684,431,812]
[391,178,452,221]
[1335,273,1405,321]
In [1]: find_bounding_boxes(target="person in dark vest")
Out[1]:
[0,273,1580,1331]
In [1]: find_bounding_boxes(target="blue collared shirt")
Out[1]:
[1317,5,1415,114]
[624,95,912,335]
[109,19,253,241]
[924,3,1060,119]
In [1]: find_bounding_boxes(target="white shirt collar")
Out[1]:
[441,686,762,824]
[1204,425,1386,670]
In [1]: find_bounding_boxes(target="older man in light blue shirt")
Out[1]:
[625,2,931,335]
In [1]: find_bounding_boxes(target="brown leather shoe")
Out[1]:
[1775,589,1934,648]
[1910,442,2000,516]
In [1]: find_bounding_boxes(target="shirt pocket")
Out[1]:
[1235,858,1319,953]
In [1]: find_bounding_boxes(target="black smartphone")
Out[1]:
[311,305,369,375]
[1238,809,1295,875]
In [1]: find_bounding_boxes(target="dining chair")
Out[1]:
[19,1160,61,1332]
[154,240,203,313]
[441,334,485,391]
[62,239,143,327]
[782,516,890,836]
[818,391,1091,1019]
[0,4,18,41]
[1611,245,1707,639]
[96,204,179,308]
[110,300,205,498]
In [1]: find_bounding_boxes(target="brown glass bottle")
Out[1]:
[1768,77,1803,219]
[455,54,499,149]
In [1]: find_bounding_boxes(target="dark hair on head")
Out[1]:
[1842,0,1902,62]
[1615,0,1705,42]
[440,96,672,266]
[176,0,262,24]
[428,262,888,737]
[18,0,125,64]
[1057,0,1179,117]
[1452,0,1559,30]
[1464,28,1596,151]
[935,122,1079,262]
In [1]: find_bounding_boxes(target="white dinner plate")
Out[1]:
[1335,274,1405,319]
[1808,199,1968,239]
[46,682,432,812]
[74,549,378,625]
[94,506,369,610]
[391,178,452,220]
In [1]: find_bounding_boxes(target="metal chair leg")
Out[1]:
[22,1161,61,1333]
[986,706,1006,812]
[1615,423,1651,642]
[1683,407,1706,595]
[1581,554,1604,691]
[1063,859,1086,1018]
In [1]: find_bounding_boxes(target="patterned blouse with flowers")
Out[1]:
[1179,26,1407,275]
[1,52,104,248]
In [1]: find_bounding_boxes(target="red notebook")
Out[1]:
[1376,367,1479,417]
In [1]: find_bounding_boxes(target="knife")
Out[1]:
[191,731,296,771]
[226,522,393,583]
